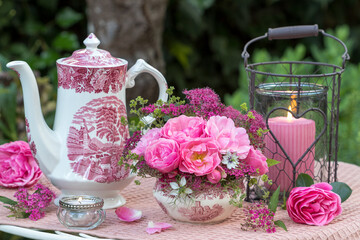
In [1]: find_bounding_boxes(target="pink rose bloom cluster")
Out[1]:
[287,182,342,226]
[0,141,42,188]
[133,115,268,183]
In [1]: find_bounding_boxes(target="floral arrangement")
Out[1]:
[120,87,353,233]
[121,87,270,205]
[0,184,55,221]
[0,141,42,188]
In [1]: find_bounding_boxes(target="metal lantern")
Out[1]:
[242,25,349,193]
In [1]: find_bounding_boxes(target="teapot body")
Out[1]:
[8,33,168,209]
[46,62,133,209]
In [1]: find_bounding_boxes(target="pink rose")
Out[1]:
[179,138,221,176]
[287,182,342,226]
[144,138,180,173]
[207,166,227,184]
[0,141,42,188]
[132,128,161,156]
[161,115,206,144]
[243,147,268,175]
[205,116,250,158]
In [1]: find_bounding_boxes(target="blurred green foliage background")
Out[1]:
[0,0,359,163]
[0,1,359,160]
[0,0,360,238]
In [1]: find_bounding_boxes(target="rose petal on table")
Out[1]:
[115,206,142,222]
[146,221,172,234]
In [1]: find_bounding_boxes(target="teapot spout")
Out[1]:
[6,61,60,175]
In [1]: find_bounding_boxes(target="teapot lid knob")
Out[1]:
[83,33,100,49]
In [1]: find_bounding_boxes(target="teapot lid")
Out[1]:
[57,33,126,67]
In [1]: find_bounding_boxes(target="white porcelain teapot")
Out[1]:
[6,33,168,209]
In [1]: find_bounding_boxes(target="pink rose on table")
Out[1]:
[144,138,180,173]
[132,128,161,156]
[161,115,206,144]
[179,138,221,176]
[243,147,268,175]
[205,116,250,158]
[0,141,42,188]
[287,182,342,226]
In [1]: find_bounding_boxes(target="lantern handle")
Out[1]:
[242,24,350,69]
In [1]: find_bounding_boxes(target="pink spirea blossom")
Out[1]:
[132,128,161,156]
[221,106,241,121]
[0,141,42,188]
[183,87,224,118]
[179,138,221,176]
[14,184,55,221]
[205,116,251,158]
[236,110,266,149]
[287,182,342,226]
[242,147,268,175]
[144,138,180,173]
[161,115,206,144]
[224,164,257,180]
[123,130,142,154]
[183,87,221,105]
[242,202,276,233]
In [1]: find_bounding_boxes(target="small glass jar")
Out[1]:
[57,195,106,230]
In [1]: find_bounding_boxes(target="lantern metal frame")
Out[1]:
[241,25,349,196]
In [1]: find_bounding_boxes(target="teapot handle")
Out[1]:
[125,59,168,125]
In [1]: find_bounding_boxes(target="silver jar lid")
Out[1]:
[59,195,104,210]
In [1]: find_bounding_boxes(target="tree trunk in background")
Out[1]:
[86,0,168,104]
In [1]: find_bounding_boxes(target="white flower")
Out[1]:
[179,176,186,187]
[169,181,179,196]
[222,152,239,169]
[184,188,193,195]
[169,177,193,197]
[170,182,180,190]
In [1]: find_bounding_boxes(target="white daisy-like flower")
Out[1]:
[169,177,193,197]
[222,152,240,169]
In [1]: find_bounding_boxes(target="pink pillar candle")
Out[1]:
[264,116,315,192]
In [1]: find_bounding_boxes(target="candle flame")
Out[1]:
[78,196,83,204]
[287,105,293,119]
[290,95,297,113]
[287,95,297,120]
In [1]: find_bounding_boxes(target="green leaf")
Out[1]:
[23,19,45,35]
[268,186,280,213]
[331,182,352,203]
[52,32,79,51]
[281,191,287,210]
[296,173,314,187]
[266,158,280,167]
[36,0,59,11]
[0,196,17,205]
[0,83,18,140]
[169,41,193,70]
[56,7,83,29]
[274,220,288,232]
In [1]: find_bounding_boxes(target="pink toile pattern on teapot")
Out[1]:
[6,33,168,209]
[67,96,129,183]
